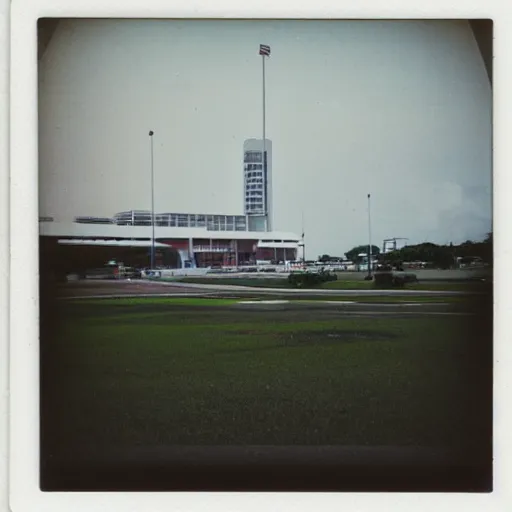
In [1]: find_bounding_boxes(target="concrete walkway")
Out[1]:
[142,279,466,296]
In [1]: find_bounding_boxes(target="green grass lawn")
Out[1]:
[42,299,490,453]
[75,295,466,308]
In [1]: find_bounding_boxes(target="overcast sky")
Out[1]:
[38,19,492,258]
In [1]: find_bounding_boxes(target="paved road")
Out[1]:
[189,267,491,281]
[58,278,472,299]
[157,280,468,296]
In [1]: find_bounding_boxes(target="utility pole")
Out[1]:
[367,193,373,279]
[149,130,155,270]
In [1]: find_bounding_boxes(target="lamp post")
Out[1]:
[149,130,155,270]
[301,210,306,264]
[259,44,271,231]
[367,193,373,279]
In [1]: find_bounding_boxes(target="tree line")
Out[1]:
[318,233,492,269]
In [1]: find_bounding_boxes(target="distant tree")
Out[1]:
[463,232,493,264]
[379,235,492,269]
[382,242,458,269]
[318,254,331,262]
[345,245,380,263]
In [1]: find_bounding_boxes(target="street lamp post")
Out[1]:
[301,211,306,264]
[259,44,271,231]
[149,130,155,270]
[367,193,373,279]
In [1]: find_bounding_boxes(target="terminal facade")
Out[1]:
[39,217,301,274]
[39,137,302,273]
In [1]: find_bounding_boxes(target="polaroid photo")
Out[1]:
[6,0,511,511]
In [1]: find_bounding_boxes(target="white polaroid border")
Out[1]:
[8,1,511,512]
[1,0,9,510]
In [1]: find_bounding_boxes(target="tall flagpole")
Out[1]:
[149,130,155,270]
[262,50,267,232]
[302,210,306,264]
[367,193,372,278]
[259,44,270,232]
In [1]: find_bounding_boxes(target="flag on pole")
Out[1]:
[259,44,271,56]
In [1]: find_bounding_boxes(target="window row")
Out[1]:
[244,164,263,171]
[244,151,263,163]
[111,211,247,231]
[245,171,263,179]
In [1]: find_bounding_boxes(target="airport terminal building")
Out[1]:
[39,139,302,274]
[40,214,301,272]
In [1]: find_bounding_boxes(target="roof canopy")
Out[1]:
[57,239,171,248]
[42,222,301,242]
